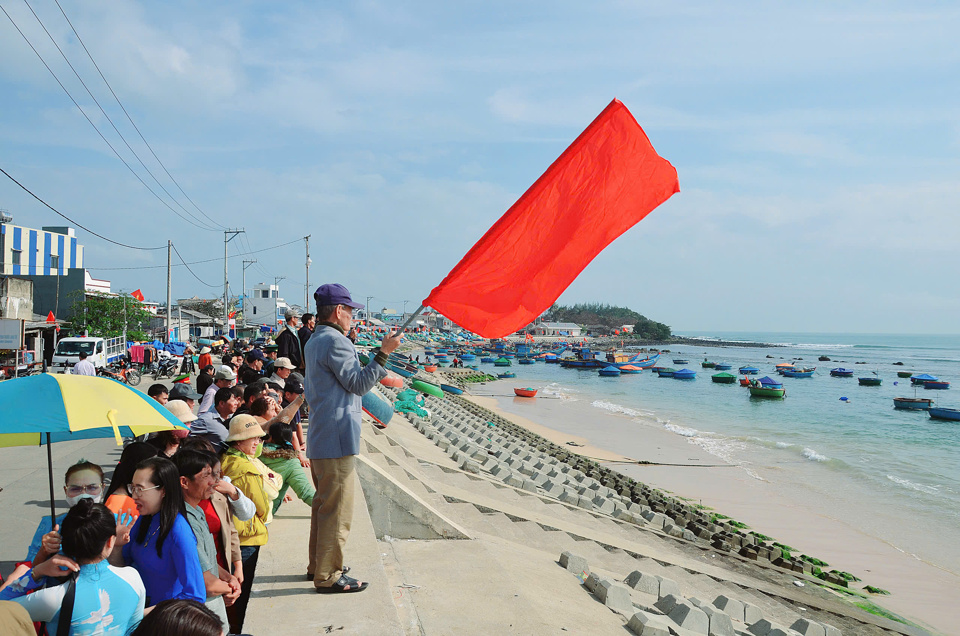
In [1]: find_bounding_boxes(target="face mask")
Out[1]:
[66,492,102,507]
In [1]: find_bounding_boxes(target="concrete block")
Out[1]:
[641,510,667,530]
[489,463,512,478]
[627,611,672,636]
[585,572,603,593]
[460,459,481,474]
[700,604,735,636]
[592,496,616,514]
[747,619,791,635]
[712,596,744,623]
[743,602,762,625]
[520,479,538,492]
[821,625,840,636]
[788,619,825,636]
[559,490,580,504]
[596,579,635,616]
[682,529,698,542]
[656,575,681,599]
[654,594,684,615]
[558,551,590,580]
[768,630,802,636]
[668,603,710,634]
[625,570,660,595]
[576,496,595,511]
[504,474,525,488]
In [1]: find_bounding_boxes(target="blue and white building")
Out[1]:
[0,214,84,276]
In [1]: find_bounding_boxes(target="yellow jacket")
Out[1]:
[221,448,269,546]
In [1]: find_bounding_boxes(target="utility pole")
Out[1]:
[122,292,127,348]
[223,229,244,337]
[166,240,172,343]
[274,276,286,331]
[242,259,257,328]
[304,235,311,308]
[366,296,372,326]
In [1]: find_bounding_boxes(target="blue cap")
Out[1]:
[314,283,364,309]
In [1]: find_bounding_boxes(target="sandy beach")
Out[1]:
[466,382,959,635]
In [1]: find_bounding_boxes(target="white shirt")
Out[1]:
[72,359,97,376]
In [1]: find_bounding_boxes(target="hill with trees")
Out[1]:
[541,303,671,340]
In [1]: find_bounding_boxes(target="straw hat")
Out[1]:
[200,346,212,354]
[225,414,266,442]
[165,400,198,424]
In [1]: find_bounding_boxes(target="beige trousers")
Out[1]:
[308,455,356,587]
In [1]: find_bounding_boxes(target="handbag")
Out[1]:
[55,572,78,636]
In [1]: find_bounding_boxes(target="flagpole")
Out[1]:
[397,305,425,332]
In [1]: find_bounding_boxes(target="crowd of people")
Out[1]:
[0,283,402,636]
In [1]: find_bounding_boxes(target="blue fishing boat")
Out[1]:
[924,380,950,390]
[830,368,854,377]
[929,407,960,421]
[460,354,476,361]
[440,384,464,395]
[657,367,677,378]
[619,365,642,374]
[673,368,696,380]
[858,377,882,386]
[673,359,689,365]
[389,365,416,378]
[561,359,609,369]
[544,354,560,363]
[481,357,495,363]
[518,358,535,365]
[782,367,816,378]
[714,362,732,371]
[894,397,933,410]
[497,372,516,379]
[911,373,939,385]
[739,366,760,375]
[598,366,621,377]
[616,352,660,369]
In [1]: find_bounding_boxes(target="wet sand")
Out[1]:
[465,382,958,635]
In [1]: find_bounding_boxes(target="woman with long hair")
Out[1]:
[0,500,146,635]
[104,443,158,522]
[111,457,205,608]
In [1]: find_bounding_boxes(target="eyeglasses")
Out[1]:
[127,484,162,497]
[65,483,103,497]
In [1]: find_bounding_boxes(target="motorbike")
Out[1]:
[97,360,142,386]
[153,354,180,380]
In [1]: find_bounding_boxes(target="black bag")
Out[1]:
[56,572,78,636]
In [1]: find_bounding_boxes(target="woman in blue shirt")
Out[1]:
[0,499,145,635]
[112,457,205,608]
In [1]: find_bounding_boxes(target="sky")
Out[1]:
[1,1,959,334]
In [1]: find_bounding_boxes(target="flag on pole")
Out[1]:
[423,98,679,338]
[131,289,145,302]
[46,311,56,323]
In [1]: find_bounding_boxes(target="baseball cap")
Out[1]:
[215,366,237,381]
[284,309,300,320]
[264,344,278,352]
[169,384,203,401]
[314,283,364,309]
[274,357,296,370]
[284,377,304,394]
[225,414,267,442]
[246,349,265,362]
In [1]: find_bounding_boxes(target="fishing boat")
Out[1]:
[657,367,677,378]
[739,366,760,375]
[424,365,438,373]
[911,373,939,385]
[714,362,732,371]
[615,352,660,369]
[893,397,933,410]
[758,376,784,388]
[672,359,689,365]
[775,363,796,375]
[480,357,495,363]
[924,380,950,390]
[618,365,642,374]
[858,376,882,386]
[494,358,512,367]
[497,372,516,379]
[411,379,444,398]
[514,387,538,398]
[460,353,476,361]
[560,359,609,369]
[929,407,960,421]
[782,367,816,378]
[518,358,535,365]
[897,371,914,378]
[440,384,464,395]
[749,385,786,398]
[544,354,560,363]
[380,376,403,388]
[388,365,416,378]
[673,368,696,380]
[712,372,737,384]
[830,368,854,377]
[701,360,716,368]
[739,377,753,387]
[598,366,622,377]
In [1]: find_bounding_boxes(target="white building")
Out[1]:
[244,282,290,329]
[0,214,84,276]
[532,321,582,337]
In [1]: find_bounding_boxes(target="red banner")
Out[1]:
[131,289,145,302]
[423,99,679,338]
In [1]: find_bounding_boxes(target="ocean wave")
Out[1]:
[591,399,641,417]
[887,475,941,495]
[541,383,578,401]
[801,448,829,462]
[775,441,794,449]
[663,423,698,437]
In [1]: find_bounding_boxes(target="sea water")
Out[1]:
[477,332,960,574]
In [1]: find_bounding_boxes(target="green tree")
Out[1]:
[67,291,154,340]
[633,315,672,341]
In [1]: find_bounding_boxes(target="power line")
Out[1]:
[51,0,226,232]
[86,237,304,269]
[0,166,166,251]
[1,3,218,232]
[171,242,218,287]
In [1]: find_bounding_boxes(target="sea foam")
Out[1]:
[802,448,829,462]
[887,475,940,495]
[591,400,641,417]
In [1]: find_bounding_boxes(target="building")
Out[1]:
[244,282,290,329]
[531,321,582,337]
[0,214,84,276]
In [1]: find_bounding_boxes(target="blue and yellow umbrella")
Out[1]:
[0,374,189,525]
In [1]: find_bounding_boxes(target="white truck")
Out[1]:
[49,336,126,373]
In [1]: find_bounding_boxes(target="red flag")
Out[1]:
[423,99,678,338]
[131,289,144,302]
[46,311,56,323]
[228,311,236,319]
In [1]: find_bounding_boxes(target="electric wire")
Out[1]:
[19,0,220,231]
[171,242,219,287]
[1,3,218,232]
[0,166,166,251]
[51,0,226,232]
[86,237,304,269]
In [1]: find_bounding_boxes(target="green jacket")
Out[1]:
[260,443,315,514]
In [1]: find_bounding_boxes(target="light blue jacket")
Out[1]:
[304,324,386,459]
